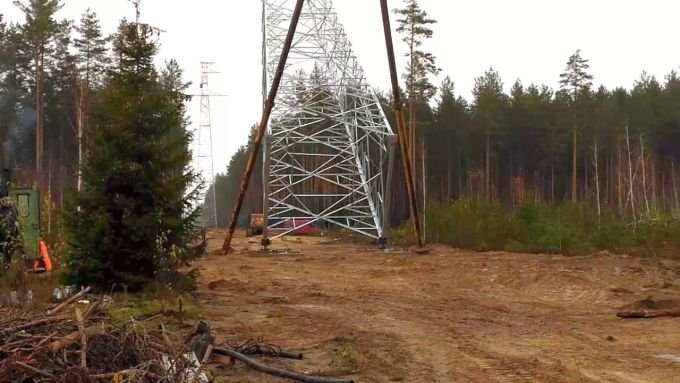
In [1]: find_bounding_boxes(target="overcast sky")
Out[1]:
[5,0,680,176]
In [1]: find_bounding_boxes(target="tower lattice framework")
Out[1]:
[262,0,396,240]
[196,62,218,227]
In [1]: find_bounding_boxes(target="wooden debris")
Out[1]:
[1,293,355,383]
[617,297,680,318]
[617,308,680,318]
[46,286,91,316]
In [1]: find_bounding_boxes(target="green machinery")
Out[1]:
[9,188,40,261]
[0,140,41,265]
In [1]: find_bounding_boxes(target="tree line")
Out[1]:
[1,2,109,228]
[210,0,679,254]
[402,60,680,222]
[1,1,202,291]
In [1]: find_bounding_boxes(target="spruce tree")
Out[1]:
[73,9,109,190]
[74,9,109,87]
[63,21,203,291]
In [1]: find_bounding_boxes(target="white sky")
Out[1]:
[4,0,680,175]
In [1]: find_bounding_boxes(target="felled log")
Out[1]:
[617,297,680,318]
[617,308,680,318]
[214,347,354,383]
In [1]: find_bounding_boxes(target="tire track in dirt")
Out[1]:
[196,233,680,382]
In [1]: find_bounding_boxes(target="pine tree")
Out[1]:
[43,18,77,225]
[473,67,506,202]
[395,0,439,199]
[63,21,203,292]
[13,0,65,180]
[0,21,30,168]
[431,77,470,201]
[559,49,593,204]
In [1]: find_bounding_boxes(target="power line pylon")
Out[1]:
[196,62,219,228]
[222,0,425,253]
[260,0,397,244]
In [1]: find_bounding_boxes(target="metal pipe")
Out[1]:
[222,0,306,253]
[379,0,424,249]
[260,0,271,246]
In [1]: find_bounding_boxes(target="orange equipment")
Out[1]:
[32,240,53,272]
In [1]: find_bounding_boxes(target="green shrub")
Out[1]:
[426,199,507,251]
[415,199,680,256]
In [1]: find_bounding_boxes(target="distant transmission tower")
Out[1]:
[196,62,219,227]
[261,0,396,241]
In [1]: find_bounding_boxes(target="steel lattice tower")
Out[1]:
[196,62,219,227]
[262,0,396,240]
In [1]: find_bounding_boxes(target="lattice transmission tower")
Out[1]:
[196,62,219,227]
[261,0,397,241]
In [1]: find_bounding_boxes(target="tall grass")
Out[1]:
[392,199,680,256]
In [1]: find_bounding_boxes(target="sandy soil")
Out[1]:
[194,231,680,383]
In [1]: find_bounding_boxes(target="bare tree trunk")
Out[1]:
[606,153,611,209]
[672,160,679,216]
[593,136,601,225]
[457,155,462,199]
[409,98,416,189]
[625,124,636,226]
[445,155,450,203]
[618,140,623,215]
[662,170,666,213]
[408,25,417,207]
[485,132,490,202]
[422,139,426,240]
[584,152,589,204]
[639,134,650,214]
[35,51,44,181]
[550,164,555,203]
[76,79,85,191]
[467,171,472,201]
[47,158,52,234]
[651,158,657,212]
[571,123,577,204]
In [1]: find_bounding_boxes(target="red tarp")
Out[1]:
[283,218,315,234]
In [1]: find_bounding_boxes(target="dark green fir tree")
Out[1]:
[63,21,204,291]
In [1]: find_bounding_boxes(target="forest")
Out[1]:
[211,1,680,255]
[1,1,202,290]
[2,0,679,260]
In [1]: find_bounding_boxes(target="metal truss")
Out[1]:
[262,0,396,240]
[196,62,218,227]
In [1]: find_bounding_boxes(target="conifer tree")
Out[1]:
[395,0,439,198]
[559,49,593,204]
[73,9,110,190]
[63,21,203,291]
[473,67,506,201]
[13,0,65,179]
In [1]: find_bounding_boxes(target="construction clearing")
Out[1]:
[197,231,680,383]
[1,0,679,382]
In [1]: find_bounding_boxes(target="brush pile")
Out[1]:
[0,287,206,383]
[0,286,355,383]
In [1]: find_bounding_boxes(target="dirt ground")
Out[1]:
[194,230,680,383]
